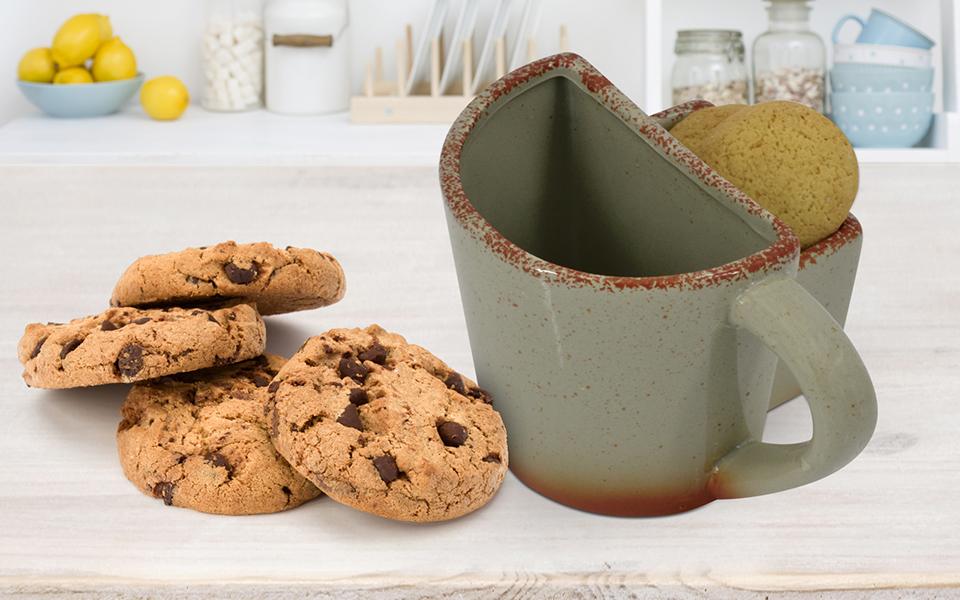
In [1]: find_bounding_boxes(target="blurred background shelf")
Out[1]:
[0,108,956,166]
[1,0,959,161]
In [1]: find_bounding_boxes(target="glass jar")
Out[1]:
[753,0,826,111]
[202,0,264,111]
[672,30,748,106]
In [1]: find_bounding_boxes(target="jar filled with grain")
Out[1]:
[753,0,826,112]
[671,30,748,107]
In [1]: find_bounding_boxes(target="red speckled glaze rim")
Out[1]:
[799,215,862,269]
[439,53,799,292]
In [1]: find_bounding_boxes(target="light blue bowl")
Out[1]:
[17,73,144,118]
[831,63,933,93]
[830,91,933,147]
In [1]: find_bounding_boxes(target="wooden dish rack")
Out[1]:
[350,24,569,124]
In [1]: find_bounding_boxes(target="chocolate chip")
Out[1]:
[358,343,388,365]
[59,338,83,359]
[482,453,502,464]
[132,317,152,325]
[281,485,292,498]
[336,403,363,431]
[116,344,145,378]
[187,276,202,285]
[152,482,175,506]
[338,356,370,383]
[224,261,259,284]
[29,336,48,359]
[468,387,493,404]
[251,374,271,387]
[437,421,468,447]
[349,388,369,406]
[100,320,119,331]
[373,455,399,483]
[268,380,280,393]
[204,452,234,478]
[207,314,219,324]
[444,372,467,395]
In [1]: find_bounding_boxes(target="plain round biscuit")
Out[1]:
[110,241,345,315]
[268,325,508,523]
[694,101,859,247]
[117,354,321,515]
[669,103,749,155]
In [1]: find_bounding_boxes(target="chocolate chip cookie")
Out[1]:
[18,304,266,389]
[117,354,321,515]
[110,241,345,316]
[268,325,508,522]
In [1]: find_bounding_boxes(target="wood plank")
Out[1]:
[0,164,957,597]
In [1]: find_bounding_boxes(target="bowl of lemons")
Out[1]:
[17,14,143,118]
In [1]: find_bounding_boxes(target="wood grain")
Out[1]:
[0,164,958,598]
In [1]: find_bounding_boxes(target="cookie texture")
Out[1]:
[671,101,858,247]
[117,354,321,515]
[18,304,266,389]
[268,325,508,522]
[669,103,748,155]
[110,241,346,315]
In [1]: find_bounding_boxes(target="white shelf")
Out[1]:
[0,105,955,166]
[0,108,450,167]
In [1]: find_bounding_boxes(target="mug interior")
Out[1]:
[459,73,771,278]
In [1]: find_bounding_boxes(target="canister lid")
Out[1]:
[265,0,348,30]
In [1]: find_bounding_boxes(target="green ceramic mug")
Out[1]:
[440,54,877,516]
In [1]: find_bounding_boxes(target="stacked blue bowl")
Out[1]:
[829,9,935,148]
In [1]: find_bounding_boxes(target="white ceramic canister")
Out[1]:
[264,0,350,114]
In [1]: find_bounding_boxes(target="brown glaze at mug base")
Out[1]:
[511,465,715,517]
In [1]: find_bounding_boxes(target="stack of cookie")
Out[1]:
[17,241,508,522]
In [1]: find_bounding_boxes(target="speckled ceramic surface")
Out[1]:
[650,103,864,410]
[440,54,877,516]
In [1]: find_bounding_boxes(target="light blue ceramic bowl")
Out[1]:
[831,63,933,93]
[830,91,933,147]
[17,73,144,118]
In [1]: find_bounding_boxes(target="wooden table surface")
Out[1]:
[1,164,958,598]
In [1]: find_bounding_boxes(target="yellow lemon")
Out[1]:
[140,76,190,120]
[99,15,113,42]
[18,48,56,83]
[92,37,137,82]
[53,66,93,84]
[52,14,108,68]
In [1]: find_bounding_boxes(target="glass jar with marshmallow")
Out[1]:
[202,0,264,111]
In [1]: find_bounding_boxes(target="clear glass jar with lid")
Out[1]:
[672,30,748,106]
[753,0,826,111]
[202,0,265,111]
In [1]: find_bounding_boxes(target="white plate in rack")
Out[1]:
[833,43,932,68]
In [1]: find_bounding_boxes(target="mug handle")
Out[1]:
[707,276,877,499]
[832,14,865,44]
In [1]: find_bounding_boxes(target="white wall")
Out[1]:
[0,0,646,124]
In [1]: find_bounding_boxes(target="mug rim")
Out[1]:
[439,53,799,292]
[869,8,935,47]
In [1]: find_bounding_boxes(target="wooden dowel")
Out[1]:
[430,37,440,97]
[527,37,536,63]
[462,37,473,98]
[495,36,506,78]
[559,25,569,52]
[396,39,407,96]
[438,31,445,74]
[364,63,374,97]
[374,46,384,81]
[405,24,414,76]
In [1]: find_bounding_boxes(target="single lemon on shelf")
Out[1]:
[53,66,94,84]
[140,76,190,120]
[52,13,110,68]
[92,37,136,82]
[18,48,56,83]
